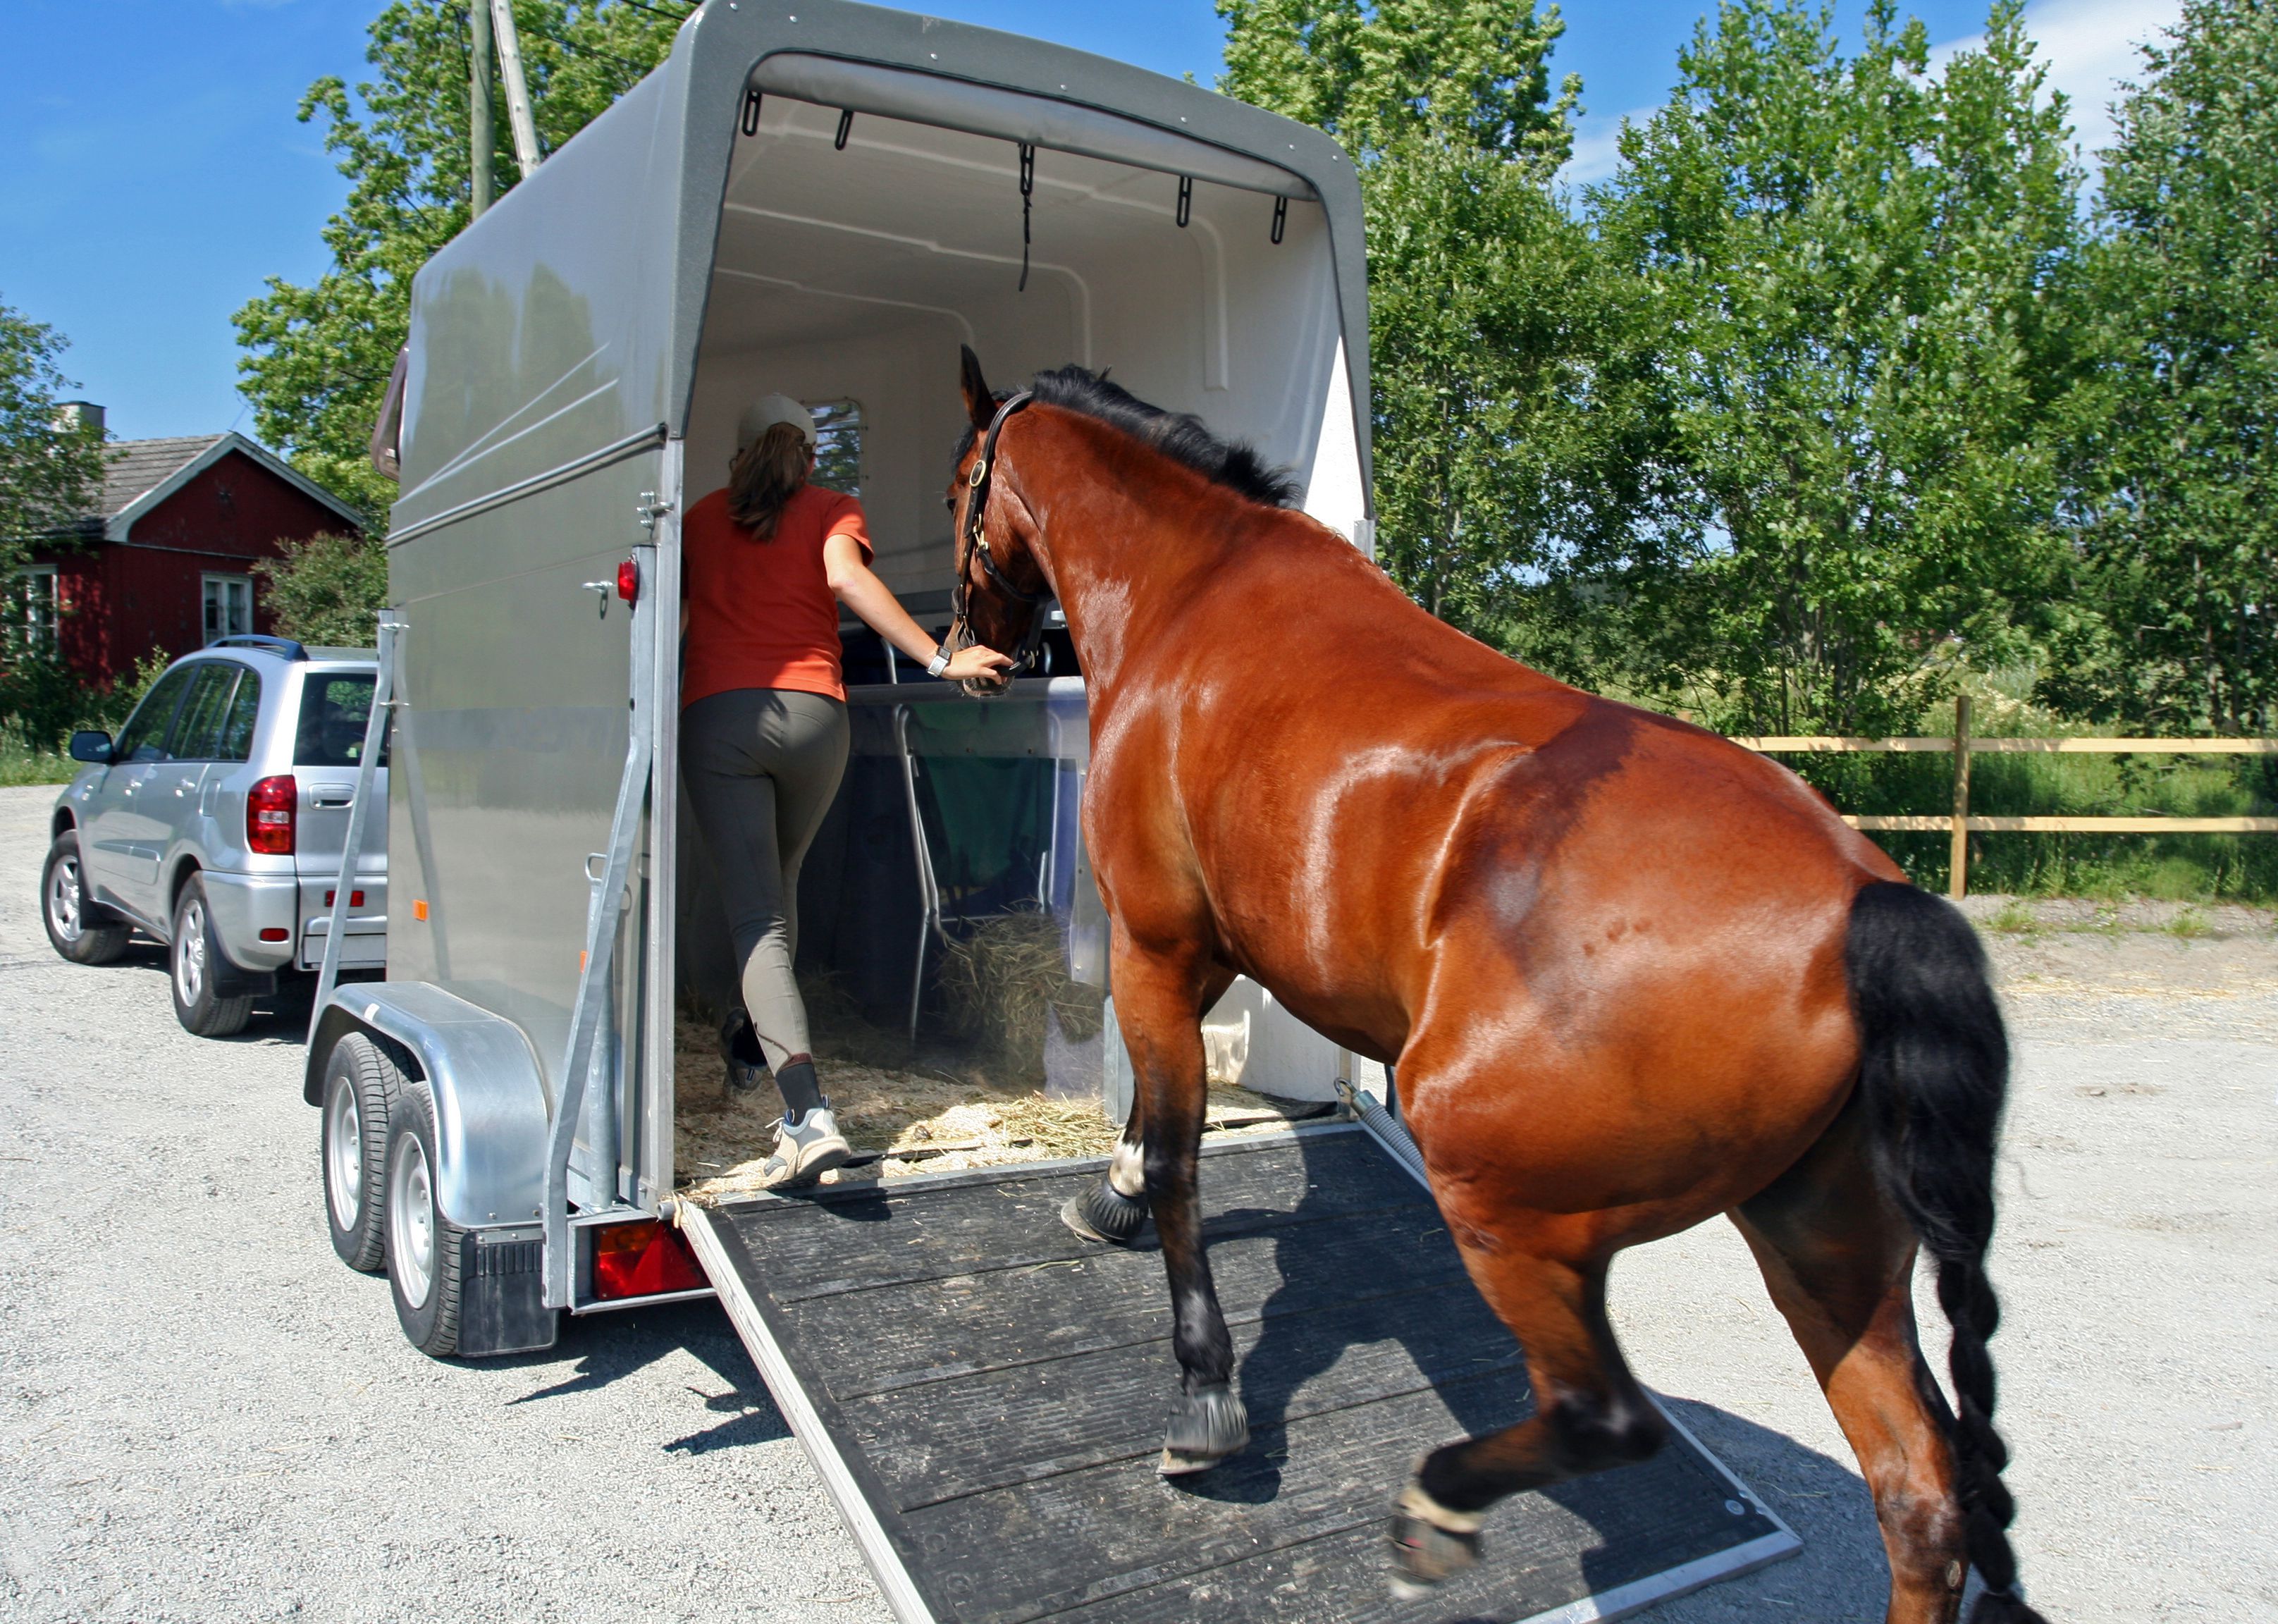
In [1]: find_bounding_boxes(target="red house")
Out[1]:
[21,405,367,686]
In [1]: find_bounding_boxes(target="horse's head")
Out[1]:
[946,345,1051,698]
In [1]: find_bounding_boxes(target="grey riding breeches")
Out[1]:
[679,687,849,1070]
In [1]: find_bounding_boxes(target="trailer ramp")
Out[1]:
[682,1124,1797,1623]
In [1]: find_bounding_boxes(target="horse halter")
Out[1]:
[949,389,1052,678]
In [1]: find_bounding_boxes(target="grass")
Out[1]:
[0,725,75,787]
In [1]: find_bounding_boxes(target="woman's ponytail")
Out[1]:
[727,422,811,539]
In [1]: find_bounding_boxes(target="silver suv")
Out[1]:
[40,636,389,1036]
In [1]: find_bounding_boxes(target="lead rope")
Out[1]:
[1018,142,1036,292]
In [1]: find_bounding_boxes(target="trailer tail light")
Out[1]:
[247,775,296,855]
[591,1219,706,1300]
[323,890,366,907]
[616,558,639,603]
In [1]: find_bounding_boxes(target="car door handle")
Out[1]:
[310,788,354,808]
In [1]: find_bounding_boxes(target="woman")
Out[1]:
[682,394,1012,1186]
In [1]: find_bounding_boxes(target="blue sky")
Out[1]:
[0,0,2179,445]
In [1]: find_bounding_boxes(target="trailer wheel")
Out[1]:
[170,875,254,1038]
[42,832,130,965]
[385,1083,467,1356]
[321,1033,403,1271]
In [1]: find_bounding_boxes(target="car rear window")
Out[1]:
[296,673,389,768]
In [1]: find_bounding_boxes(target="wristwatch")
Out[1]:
[925,644,952,678]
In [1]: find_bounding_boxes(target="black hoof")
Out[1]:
[1062,1179,1148,1245]
[1159,1383,1248,1475]
[1388,1479,1483,1597]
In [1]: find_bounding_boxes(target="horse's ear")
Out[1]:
[959,345,995,431]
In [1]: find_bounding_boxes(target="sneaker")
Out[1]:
[720,1016,768,1094]
[760,1103,852,1188]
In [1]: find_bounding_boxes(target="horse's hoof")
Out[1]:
[1157,1383,1248,1475]
[1389,1475,1483,1593]
[1062,1181,1148,1246]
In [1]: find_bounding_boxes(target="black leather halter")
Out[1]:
[949,390,1051,678]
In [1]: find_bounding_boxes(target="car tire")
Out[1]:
[386,1083,467,1358]
[42,832,130,966]
[322,1033,405,1272]
[170,874,255,1038]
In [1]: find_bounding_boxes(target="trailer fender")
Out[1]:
[305,981,550,1229]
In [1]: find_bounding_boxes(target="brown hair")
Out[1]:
[727,422,811,538]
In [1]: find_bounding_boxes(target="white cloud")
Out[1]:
[1936,0,2181,161]
[1560,104,1659,190]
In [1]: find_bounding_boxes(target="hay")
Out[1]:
[671,1009,1330,1205]
[937,910,1105,1088]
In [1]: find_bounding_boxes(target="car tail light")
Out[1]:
[323,890,365,907]
[591,1219,706,1301]
[615,558,639,603]
[247,775,296,855]
[259,928,288,942]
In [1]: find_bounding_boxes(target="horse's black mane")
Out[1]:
[964,364,1303,508]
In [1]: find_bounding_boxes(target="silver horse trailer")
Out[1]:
[305,6,1798,1618]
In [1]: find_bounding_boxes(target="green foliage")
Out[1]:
[0,299,106,574]
[232,1,687,527]
[255,531,390,648]
[2052,0,2278,735]
[1572,0,2083,735]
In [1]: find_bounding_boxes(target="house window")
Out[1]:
[808,399,863,496]
[14,565,59,655]
[202,574,252,644]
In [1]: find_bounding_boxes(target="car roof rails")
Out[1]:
[209,634,308,660]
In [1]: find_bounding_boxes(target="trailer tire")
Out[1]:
[42,832,130,966]
[170,875,254,1038]
[385,1083,467,1357]
[321,1033,403,1272]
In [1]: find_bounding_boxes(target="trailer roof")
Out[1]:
[392,1,1369,538]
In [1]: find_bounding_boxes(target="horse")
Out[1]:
[942,346,2046,1624]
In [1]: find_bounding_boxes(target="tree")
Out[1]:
[1578,0,2084,735]
[1218,0,1628,632]
[233,1,689,527]
[2055,0,2278,735]
[256,531,392,648]
[0,300,105,579]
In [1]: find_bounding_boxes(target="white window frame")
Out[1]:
[15,565,59,656]
[202,572,254,645]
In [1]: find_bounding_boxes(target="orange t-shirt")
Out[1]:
[681,483,871,706]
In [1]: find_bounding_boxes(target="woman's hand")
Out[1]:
[944,643,1015,683]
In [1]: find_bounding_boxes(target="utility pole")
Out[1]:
[491,0,543,179]
[469,0,496,216]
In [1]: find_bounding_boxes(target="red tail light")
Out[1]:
[247,775,296,855]
[615,558,639,603]
[322,890,366,908]
[591,1219,706,1300]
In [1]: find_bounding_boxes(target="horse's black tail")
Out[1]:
[1845,880,2047,1624]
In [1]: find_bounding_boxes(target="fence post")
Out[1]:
[1948,694,1973,900]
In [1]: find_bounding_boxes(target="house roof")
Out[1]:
[76,432,367,541]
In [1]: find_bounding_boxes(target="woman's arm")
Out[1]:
[823,531,1014,683]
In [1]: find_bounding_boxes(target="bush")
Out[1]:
[254,530,386,648]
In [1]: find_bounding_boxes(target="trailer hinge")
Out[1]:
[636,491,673,530]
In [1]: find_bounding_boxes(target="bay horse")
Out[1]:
[944,347,2045,1624]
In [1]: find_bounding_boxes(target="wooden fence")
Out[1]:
[1732,697,2278,898]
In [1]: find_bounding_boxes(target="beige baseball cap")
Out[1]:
[737,393,816,452]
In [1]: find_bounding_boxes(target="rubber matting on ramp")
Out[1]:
[696,1124,1797,1623]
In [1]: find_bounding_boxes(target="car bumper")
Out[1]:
[199,871,301,972]
[296,878,388,971]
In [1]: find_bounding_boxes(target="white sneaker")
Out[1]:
[761,1104,852,1188]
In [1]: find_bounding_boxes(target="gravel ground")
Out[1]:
[1,781,2270,1623]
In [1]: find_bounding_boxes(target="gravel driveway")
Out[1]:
[1,782,2270,1622]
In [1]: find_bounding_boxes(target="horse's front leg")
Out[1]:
[1113,944,1247,1475]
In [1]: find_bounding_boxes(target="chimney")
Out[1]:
[53,400,105,436]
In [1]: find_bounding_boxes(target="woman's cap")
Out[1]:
[738,394,816,452]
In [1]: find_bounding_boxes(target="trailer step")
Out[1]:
[682,1124,1797,1624]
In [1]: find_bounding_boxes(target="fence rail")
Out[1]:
[1735,699,2277,897]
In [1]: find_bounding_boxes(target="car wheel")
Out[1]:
[42,832,130,966]
[386,1083,467,1358]
[322,1033,405,1272]
[170,875,254,1038]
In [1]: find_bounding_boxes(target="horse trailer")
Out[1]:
[305,4,1799,1618]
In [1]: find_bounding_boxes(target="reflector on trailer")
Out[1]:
[591,1219,706,1300]
[615,558,639,602]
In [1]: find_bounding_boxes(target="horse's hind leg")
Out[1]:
[1732,1102,1970,1624]
[1393,1249,1668,1591]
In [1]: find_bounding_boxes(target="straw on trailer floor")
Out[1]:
[672,1014,1331,1203]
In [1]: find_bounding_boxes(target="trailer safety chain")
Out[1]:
[1018,142,1036,292]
